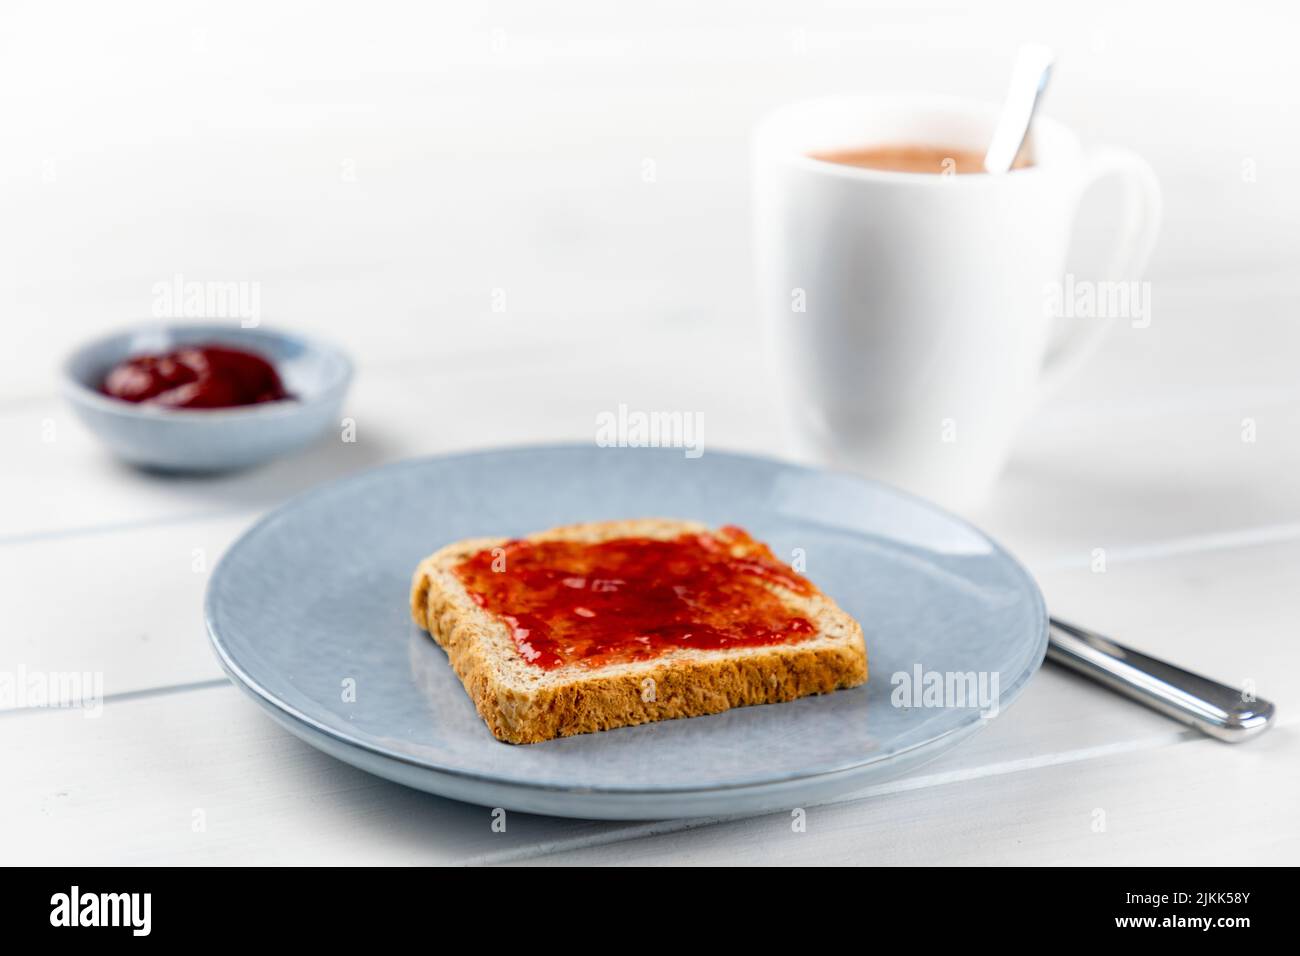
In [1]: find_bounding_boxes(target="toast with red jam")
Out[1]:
[410,519,867,744]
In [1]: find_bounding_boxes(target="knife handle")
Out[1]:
[1046,617,1275,742]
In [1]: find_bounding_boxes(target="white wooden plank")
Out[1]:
[1034,537,1300,713]
[5,276,1298,552]
[0,327,780,540]
[519,724,1300,866]
[2,678,1292,866]
[0,683,684,866]
[0,517,245,702]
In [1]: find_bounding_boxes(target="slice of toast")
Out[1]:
[410,519,867,744]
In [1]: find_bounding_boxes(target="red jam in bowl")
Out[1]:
[101,345,292,409]
[452,526,818,670]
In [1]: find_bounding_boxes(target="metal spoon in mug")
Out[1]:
[984,43,1055,173]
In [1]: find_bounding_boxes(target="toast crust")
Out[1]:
[411,520,867,744]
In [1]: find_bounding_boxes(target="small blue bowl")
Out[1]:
[62,323,353,472]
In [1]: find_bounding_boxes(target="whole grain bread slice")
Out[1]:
[410,519,867,744]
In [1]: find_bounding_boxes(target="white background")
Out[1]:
[1,1,1298,864]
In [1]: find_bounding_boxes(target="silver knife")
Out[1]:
[1047,617,1276,742]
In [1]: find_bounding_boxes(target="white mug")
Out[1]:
[753,94,1161,511]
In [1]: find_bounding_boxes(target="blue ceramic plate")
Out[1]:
[206,446,1047,819]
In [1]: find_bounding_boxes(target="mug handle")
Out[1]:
[1037,146,1163,396]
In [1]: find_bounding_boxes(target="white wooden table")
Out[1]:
[2,0,1298,865]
